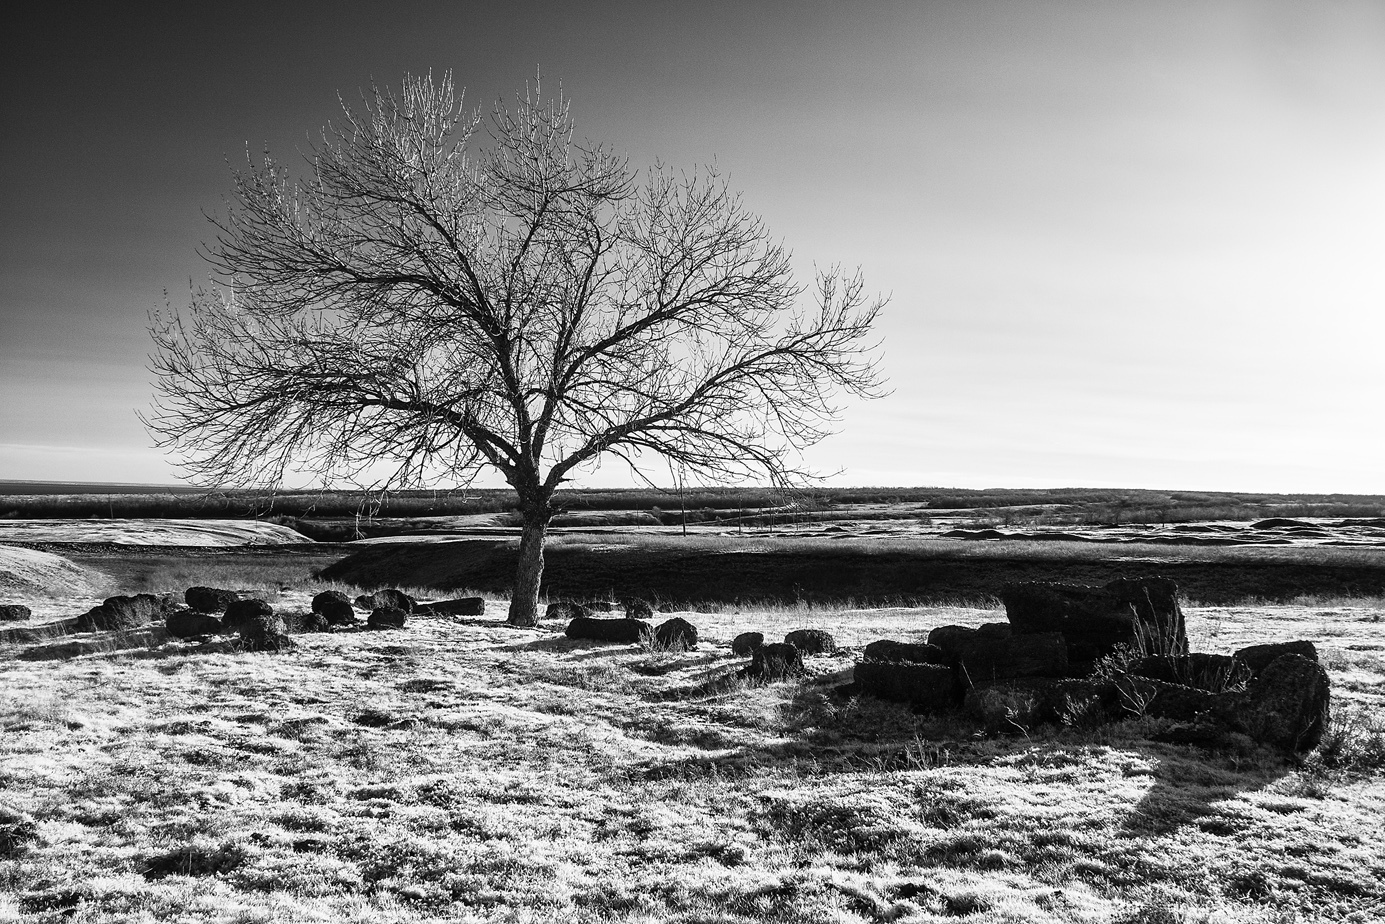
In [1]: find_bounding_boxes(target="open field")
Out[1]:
[2,506,1384,922]
[1,570,1383,924]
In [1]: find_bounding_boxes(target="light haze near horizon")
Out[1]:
[2,2,1382,494]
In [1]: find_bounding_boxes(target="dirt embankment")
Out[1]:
[319,539,1385,605]
[0,546,103,598]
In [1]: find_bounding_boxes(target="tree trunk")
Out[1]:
[508,511,549,626]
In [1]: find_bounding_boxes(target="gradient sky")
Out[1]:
[2,1,1382,492]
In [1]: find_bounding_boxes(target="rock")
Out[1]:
[565,616,649,644]
[356,589,416,612]
[964,677,1124,731]
[236,613,295,652]
[76,593,176,632]
[415,597,486,617]
[784,629,837,655]
[927,623,1068,683]
[368,606,409,630]
[731,631,764,656]
[1133,654,1251,692]
[861,639,949,665]
[284,611,331,633]
[1001,576,1187,668]
[223,598,274,632]
[547,600,594,621]
[855,661,957,710]
[1234,641,1317,678]
[0,604,32,622]
[184,586,239,613]
[311,590,357,625]
[1240,654,1330,753]
[0,806,39,859]
[623,598,655,620]
[653,617,698,651]
[166,608,225,639]
[746,642,805,682]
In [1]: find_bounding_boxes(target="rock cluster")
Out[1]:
[851,576,1330,753]
[76,593,178,632]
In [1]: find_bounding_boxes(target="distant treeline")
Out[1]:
[0,484,1381,525]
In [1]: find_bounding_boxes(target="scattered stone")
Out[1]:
[927,623,1068,683]
[855,661,957,710]
[368,606,409,630]
[76,593,177,632]
[784,628,837,655]
[166,609,225,639]
[415,597,486,617]
[623,598,656,620]
[1240,654,1330,752]
[746,642,805,681]
[141,843,247,879]
[861,639,949,665]
[311,590,357,625]
[236,613,294,652]
[352,709,398,727]
[0,806,39,858]
[547,600,594,621]
[653,617,698,651]
[0,604,32,622]
[223,598,275,633]
[1234,640,1318,678]
[184,586,239,614]
[731,631,764,656]
[285,611,331,633]
[1001,576,1186,668]
[565,616,649,643]
[356,588,416,612]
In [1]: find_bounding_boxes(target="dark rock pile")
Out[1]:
[368,606,409,630]
[185,586,239,613]
[356,589,416,612]
[851,576,1330,753]
[77,593,178,632]
[415,597,486,617]
[312,590,357,626]
[653,617,698,651]
[565,615,649,643]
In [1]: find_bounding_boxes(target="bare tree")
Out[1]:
[146,73,886,625]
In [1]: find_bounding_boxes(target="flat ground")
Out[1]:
[2,565,1383,923]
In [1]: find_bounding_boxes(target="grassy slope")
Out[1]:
[320,535,1385,605]
[2,588,1383,924]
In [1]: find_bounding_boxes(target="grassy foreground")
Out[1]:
[2,584,1384,923]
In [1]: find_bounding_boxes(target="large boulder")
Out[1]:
[784,629,837,655]
[0,604,32,622]
[236,613,295,652]
[964,677,1123,732]
[416,597,486,618]
[1001,576,1186,669]
[311,590,357,626]
[861,640,949,665]
[927,623,1068,684]
[623,598,656,620]
[166,609,225,639]
[731,631,764,656]
[368,606,409,630]
[76,594,176,632]
[1240,654,1331,753]
[185,586,239,614]
[565,616,649,644]
[356,589,416,612]
[855,661,957,710]
[746,642,805,682]
[223,598,274,633]
[1234,641,1317,678]
[654,617,698,651]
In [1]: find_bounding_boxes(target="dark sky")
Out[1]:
[3,1,1383,490]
